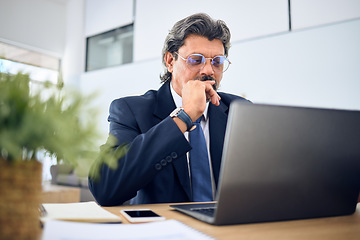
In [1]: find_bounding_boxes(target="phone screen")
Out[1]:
[120,209,165,222]
[124,210,160,218]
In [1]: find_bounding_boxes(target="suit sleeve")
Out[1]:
[88,98,191,206]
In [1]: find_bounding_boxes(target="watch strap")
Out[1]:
[170,108,195,131]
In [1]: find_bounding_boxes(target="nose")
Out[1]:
[200,58,214,76]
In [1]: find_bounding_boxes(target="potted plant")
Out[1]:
[0,71,123,239]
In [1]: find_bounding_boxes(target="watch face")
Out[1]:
[170,107,183,117]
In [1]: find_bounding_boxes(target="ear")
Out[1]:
[164,52,174,73]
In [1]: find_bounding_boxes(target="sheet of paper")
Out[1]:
[41,201,122,223]
[42,219,214,240]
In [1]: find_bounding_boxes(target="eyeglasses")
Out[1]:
[176,52,231,73]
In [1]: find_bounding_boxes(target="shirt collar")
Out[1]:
[170,82,209,120]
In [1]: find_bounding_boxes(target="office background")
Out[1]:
[1,0,360,142]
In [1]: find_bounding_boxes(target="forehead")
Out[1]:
[180,34,224,56]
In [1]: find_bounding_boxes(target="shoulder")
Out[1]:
[108,89,160,124]
[110,89,158,109]
[109,82,171,114]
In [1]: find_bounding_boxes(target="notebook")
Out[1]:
[171,102,360,225]
[40,201,122,223]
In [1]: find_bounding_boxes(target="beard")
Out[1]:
[197,75,218,91]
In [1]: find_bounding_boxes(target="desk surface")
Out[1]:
[42,183,80,203]
[104,203,360,240]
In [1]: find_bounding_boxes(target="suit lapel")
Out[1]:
[153,82,192,200]
[208,101,228,188]
[153,82,175,120]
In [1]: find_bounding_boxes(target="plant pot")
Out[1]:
[0,159,42,240]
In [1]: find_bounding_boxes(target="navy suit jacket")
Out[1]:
[89,81,250,206]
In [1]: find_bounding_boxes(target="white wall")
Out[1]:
[134,0,289,61]
[222,19,360,111]
[291,0,360,30]
[62,0,85,88]
[0,0,66,57]
[85,0,133,37]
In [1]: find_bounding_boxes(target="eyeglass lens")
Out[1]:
[186,54,230,72]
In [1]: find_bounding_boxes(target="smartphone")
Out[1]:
[120,209,165,223]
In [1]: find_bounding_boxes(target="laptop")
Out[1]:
[171,102,360,225]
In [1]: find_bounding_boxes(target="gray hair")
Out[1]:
[160,13,231,83]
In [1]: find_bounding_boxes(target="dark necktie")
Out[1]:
[189,116,213,201]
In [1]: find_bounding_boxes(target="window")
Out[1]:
[0,41,60,85]
[85,24,134,71]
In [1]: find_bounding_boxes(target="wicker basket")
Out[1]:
[0,159,42,240]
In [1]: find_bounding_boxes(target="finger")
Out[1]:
[204,84,220,106]
[211,94,220,106]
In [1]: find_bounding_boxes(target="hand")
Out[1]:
[181,80,221,122]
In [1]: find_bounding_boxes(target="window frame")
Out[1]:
[85,23,134,72]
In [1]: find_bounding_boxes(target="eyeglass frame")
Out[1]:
[175,52,231,73]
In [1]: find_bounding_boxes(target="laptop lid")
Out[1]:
[172,102,360,225]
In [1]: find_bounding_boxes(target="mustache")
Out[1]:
[197,75,218,91]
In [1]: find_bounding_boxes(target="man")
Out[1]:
[89,13,250,206]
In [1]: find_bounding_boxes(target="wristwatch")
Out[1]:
[170,107,196,131]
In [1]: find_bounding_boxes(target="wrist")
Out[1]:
[170,107,195,131]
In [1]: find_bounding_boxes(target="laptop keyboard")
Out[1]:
[189,207,216,217]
